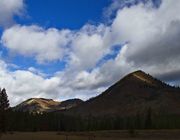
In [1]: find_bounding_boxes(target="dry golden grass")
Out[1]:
[1,130,180,140]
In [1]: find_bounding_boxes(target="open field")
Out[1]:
[1,130,180,140]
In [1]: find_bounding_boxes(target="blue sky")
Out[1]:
[0,0,180,106]
[23,0,111,29]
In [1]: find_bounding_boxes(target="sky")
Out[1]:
[0,0,180,106]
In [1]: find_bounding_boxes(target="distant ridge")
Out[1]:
[13,98,83,113]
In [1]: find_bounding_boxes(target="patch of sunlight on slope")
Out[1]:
[133,73,154,85]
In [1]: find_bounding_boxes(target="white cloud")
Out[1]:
[1,24,113,67]
[69,24,112,70]
[109,0,180,76]
[0,0,24,27]
[1,25,72,63]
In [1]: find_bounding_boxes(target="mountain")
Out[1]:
[13,98,83,113]
[66,70,180,117]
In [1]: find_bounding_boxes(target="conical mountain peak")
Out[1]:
[121,70,160,86]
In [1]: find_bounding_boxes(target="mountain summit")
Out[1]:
[119,70,167,88]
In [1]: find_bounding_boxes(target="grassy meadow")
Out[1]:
[1,130,180,140]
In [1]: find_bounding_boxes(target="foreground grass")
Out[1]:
[1,130,180,140]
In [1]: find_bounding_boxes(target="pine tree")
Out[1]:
[0,88,10,132]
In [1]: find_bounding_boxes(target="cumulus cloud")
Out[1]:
[0,0,25,27]
[69,24,112,70]
[109,0,180,78]
[1,24,113,66]
[1,25,72,63]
